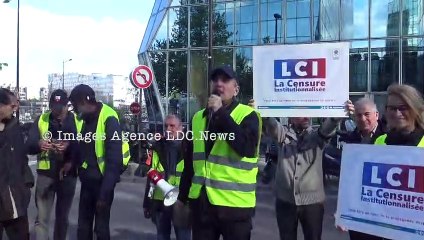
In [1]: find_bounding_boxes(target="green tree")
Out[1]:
[0,62,8,71]
[148,1,254,112]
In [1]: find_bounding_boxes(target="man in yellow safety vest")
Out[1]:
[177,65,262,240]
[27,89,82,240]
[69,84,130,240]
[143,114,191,240]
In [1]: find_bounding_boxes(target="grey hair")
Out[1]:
[354,98,378,112]
[165,114,182,125]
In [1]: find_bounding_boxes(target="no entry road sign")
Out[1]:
[130,65,153,89]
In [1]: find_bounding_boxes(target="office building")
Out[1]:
[48,73,135,108]
[138,0,424,125]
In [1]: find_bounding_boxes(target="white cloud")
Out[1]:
[0,5,147,98]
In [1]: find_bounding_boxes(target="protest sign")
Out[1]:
[335,144,424,240]
[253,42,349,117]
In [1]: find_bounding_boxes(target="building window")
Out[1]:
[350,41,368,92]
[341,0,369,40]
[168,51,188,122]
[286,0,311,43]
[402,38,424,93]
[371,39,400,91]
[402,0,424,36]
[235,0,259,45]
[371,0,400,38]
[169,7,188,49]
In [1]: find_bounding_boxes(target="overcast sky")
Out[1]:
[0,0,155,98]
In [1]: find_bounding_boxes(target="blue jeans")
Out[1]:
[34,174,77,240]
[153,206,191,240]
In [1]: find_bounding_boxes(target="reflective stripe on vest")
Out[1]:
[37,112,83,170]
[188,104,262,208]
[374,134,424,147]
[151,150,184,200]
[80,103,131,175]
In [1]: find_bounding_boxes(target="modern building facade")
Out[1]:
[48,72,135,108]
[9,87,27,101]
[39,87,48,102]
[138,0,424,126]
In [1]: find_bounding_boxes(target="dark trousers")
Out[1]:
[275,199,324,240]
[77,179,114,240]
[153,206,191,240]
[34,174,77,240]
[349,231,385,240]
[190,192,252,240]
[0,216,29,240]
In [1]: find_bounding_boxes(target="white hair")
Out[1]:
[354,98,378,112]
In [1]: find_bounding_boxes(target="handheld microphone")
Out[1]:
[207,89,220,130]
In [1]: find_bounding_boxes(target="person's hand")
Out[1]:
[143,208,151,219]
[208,94,222,112]
[248,99,255,108]
[59,162,72,180]
[333,212,348,232]
[39,140,52,151]
[173,200,185,209]
[336,225,348,232]
[345,100,354,116]
[96,200,107,211]
[172,200,191,228]
[55,141,69,153]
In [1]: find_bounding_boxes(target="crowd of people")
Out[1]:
[0,64,423,240]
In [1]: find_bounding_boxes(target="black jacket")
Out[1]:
[178,99,260,220]
[143,138,183,211]
[0,117,33,221]
[339,120,386,144]
[76,103,123,202]
[27,111,79,179]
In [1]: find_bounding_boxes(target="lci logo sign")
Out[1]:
[362,162,424,193]
[274,58,326,79]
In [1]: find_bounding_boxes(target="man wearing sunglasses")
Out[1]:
[177,65,262,240]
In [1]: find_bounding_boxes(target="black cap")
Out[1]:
[210,65,238,83]
[69,84,96,103]
[49,89,68,111]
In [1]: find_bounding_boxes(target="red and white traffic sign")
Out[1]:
[130,102,141,114]
[130,65,153,89]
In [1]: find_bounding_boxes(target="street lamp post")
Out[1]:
[3,0,20,120]
[274,13,282,43]
[207,0,213,94]
[62,58,72,90]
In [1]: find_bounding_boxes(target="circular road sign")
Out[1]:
[131,65,153,89]
[130,102,141,114]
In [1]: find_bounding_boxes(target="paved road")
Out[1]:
[6,161,350,240]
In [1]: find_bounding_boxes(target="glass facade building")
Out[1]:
[138,0,424,126]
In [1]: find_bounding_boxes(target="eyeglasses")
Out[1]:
[386,105,409,113]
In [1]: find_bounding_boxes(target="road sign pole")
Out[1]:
[135,90,140,164]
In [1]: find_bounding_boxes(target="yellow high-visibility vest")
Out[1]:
[80,103,130,175]
[374,134,424,147]
[150,150,184,200]
[37,112,83,170]
[188,104,262,208]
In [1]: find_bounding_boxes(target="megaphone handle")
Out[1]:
[148,183,155,199]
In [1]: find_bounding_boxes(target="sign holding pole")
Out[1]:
[253,42,349,118]
[130,65,153,89]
